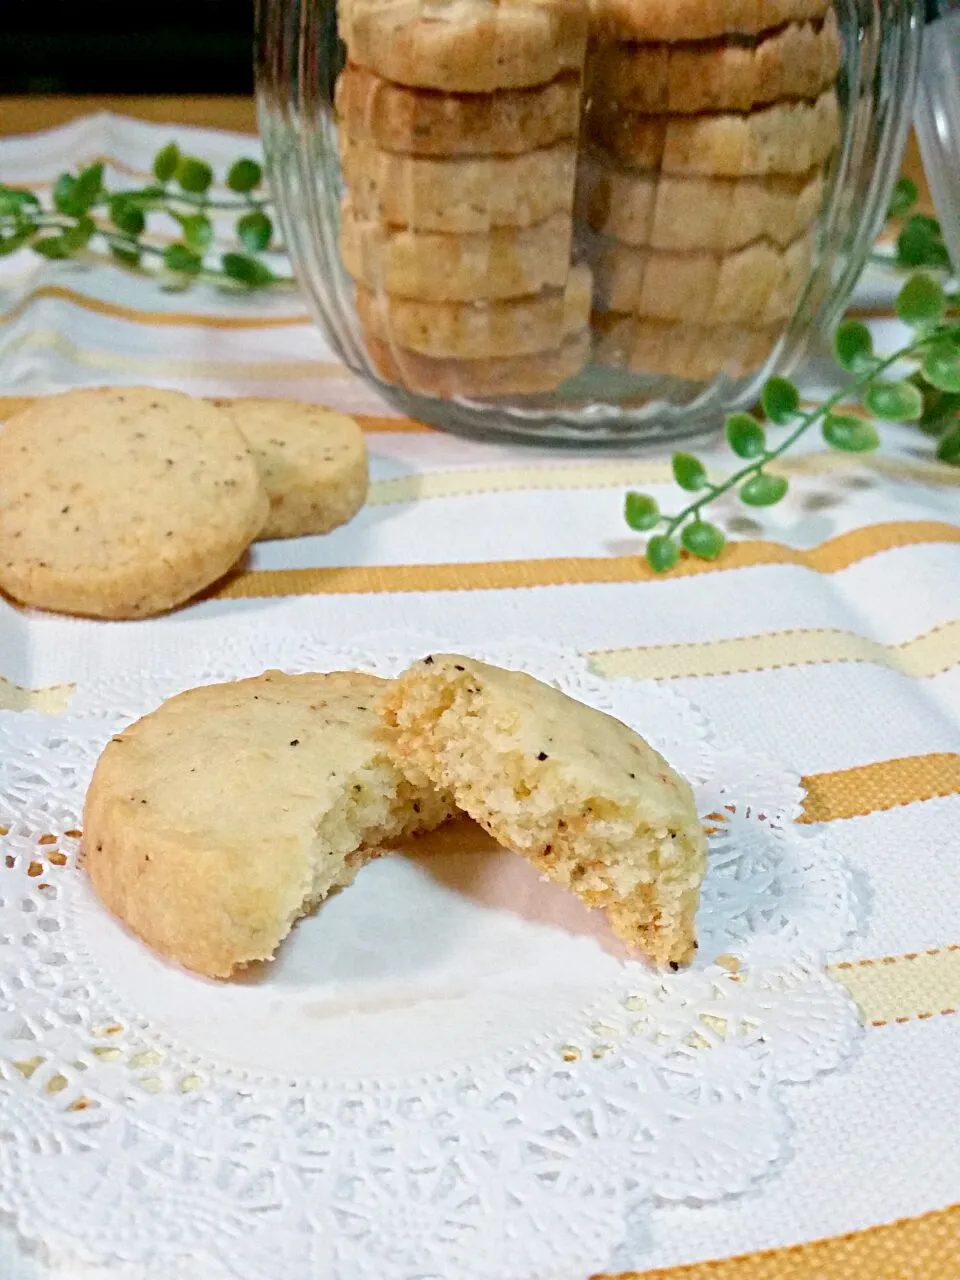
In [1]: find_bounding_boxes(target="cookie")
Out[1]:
[0,387,267,620]
[339,0,588,92]
[576,153,825,252]
[588,10,842,115]
[588,89,840,177]
[356,263,592,359]
[223,400,368,541]
[593,312,780,380]
[365,328,590,397]
[335,63,581,156]
[341,206,573,301]
[83,671,455,978]
[380,655,707,966]
[340,137,577,232]
[592,231,814,323]
[591,0,831,41]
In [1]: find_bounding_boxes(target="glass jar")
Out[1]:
[256,0,924,446]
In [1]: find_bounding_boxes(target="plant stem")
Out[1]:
[662,342,927,536]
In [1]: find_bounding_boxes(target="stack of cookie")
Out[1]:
[335,0,592,398]
[577,0,842,381]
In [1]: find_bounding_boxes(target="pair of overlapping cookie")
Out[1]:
[578,0,843,381]
[335,0,593,397]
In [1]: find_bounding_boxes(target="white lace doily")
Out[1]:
[0,630,862,1280]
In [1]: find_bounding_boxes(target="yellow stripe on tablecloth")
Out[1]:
[800,753,960,823]
[0,284,311,330]
[591,620,960,681]
[0,677,73,714]
[610,1204,960,1279]
[215,522,960,598]
[831,948,960,1028]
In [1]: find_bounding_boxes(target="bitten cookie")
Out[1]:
[341,206,573,301]
[340,137,577,232]
[356,263,592,359]
[593,232,814,323]
[336,63,581,155]
[83,671,455,978]
[592,312,780,380]
[381,655,707,966]
[588,89,840,177]
[365,329,590,397]
[0,387,267,619]
[588,11,842,115]
[339,0,588,92]
[576,154,825,252]
[591,0,831,41]
[224,399,368,540]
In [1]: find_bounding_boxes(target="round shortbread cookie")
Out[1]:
[380,654,707,966]
[83,671,454,978]
[355,263,592,359]
[339,0,588,92]
[341,206,573,301]
[223,400,369,541]
[339,136,577,233]
[588,11,842,115]
[591,0,831,42]
[335,64,581,156]
[0,387,267,620]
[592,312,780,380]
[592,232,813,324]
[365,328,590,397]
[587,89,840,177]
[576,154,825,252]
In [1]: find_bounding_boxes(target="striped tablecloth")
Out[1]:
[0,112,959,1279]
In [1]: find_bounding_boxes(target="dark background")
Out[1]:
[0,0,253,95]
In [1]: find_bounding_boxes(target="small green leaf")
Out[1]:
[646,535,680,574]
[762,376,801,425]
[176,157,214,195]
[227,158,263,193]
[0,227,32,256]
[0,187,40,216]
[624,492,660,532]
[888,175,918,219]
[164,243,204,274]
[834,320,877,373]
[221,252,274,287]
[725,412,767,459]
[32,235,72,259]
[918,386,960,435]
[937,424,960,465]
[175,213,214,250]
[62,216,96,252]
[110,243,141,268]
[740,472,789,506]
[896,273,946,327]
[897,215,951,271]
[822,413,881,452]
[922,342,960,394]
[237,210,273,253]
[73,162,105,213]
[672,452,708,492]
[863,379,924,422]
[52,173,78,216]
[681,521,726,561]
[153,142,180,183]
[109,195,145,237]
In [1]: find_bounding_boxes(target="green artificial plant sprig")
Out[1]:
[625,268,960,574]
[0,141,292,290]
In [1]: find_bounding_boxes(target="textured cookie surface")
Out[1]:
[365,329,590,397]
[592,313,780,380]
[0,387,267,619]
[588,89,840,177]
[340,137,577,232]
[336,64,581,155]
[84,671,454,978]
[593,232,813,323]
[356,264,592,359]
[341,205,573,301]
[381,655,707,965]
[576,155,825,252]
[591,0,831,41]
[588,11,841,115]
[225,399,368,540]
[340,0,588,91]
